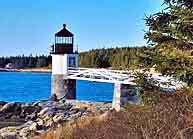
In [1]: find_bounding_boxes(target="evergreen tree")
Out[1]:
[145,0,193,86]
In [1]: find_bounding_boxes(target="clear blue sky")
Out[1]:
[0,0,164,56]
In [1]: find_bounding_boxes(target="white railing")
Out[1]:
[67,67,136,85]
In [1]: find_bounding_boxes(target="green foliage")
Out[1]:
[79,46,149,69]
[145,0,193,86]
[134,71,159,91]
[134,72,160,104]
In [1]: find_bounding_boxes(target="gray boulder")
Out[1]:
[38,107,53,117]
[22,105,41,114]
[25,112,38,121]
[0,132,17,139]
[0,102,21,114]
[21,105,41,118]
[63,103,73,111]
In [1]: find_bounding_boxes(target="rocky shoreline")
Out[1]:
[0,68,17,72]
[0,98,111,139]
[0,68,51,73]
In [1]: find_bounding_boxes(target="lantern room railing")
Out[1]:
[50,44,73,54]
[50,43,78,54]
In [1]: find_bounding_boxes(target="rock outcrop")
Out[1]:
[0,99,111,139]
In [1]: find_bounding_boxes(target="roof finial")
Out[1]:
[63,24,66,28]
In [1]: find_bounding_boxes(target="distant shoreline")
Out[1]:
[0,68,51,73]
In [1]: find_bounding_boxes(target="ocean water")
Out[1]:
[0,72,114,102]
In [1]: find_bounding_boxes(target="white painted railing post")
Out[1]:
[112,82,121,111]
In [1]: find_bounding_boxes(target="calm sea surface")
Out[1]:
[0,72,114,102]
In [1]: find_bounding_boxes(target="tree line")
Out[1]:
[0,46,147,69]
[0,55,52,68]
[79,46,149,69]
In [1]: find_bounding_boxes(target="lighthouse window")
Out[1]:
[55,37,59,44]
[69,37,72,43]
[60,37,63,43]
[65,37,71,44]
[67,37,71,44]
[68,37,70,43]
[55,37,64,44]
[58,37,59,43]
[68,37,71,43]
[69,57,76,68]
[66,37,68,43]
[62,37,64,43]
[55,36,73,44]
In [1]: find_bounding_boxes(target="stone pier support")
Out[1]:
[52,75,76,100]
[52,74,67,99]
[65,79,76,99]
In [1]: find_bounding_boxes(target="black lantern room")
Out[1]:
[51,24,74,54]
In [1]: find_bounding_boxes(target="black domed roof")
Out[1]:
[55,24,74,37]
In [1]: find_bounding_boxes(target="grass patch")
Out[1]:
[41,91,193,139]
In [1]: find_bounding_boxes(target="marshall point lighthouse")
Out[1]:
[50,24,78,100]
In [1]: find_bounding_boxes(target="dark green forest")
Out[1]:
[0,55,52,68]
[79,46,150,69]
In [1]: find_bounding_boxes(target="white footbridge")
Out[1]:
[67,67,181,89]
[66,67,182,111]
[67,68,136,85]
[67,68,138,111]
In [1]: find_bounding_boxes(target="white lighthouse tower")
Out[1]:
[51,24,78,99]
